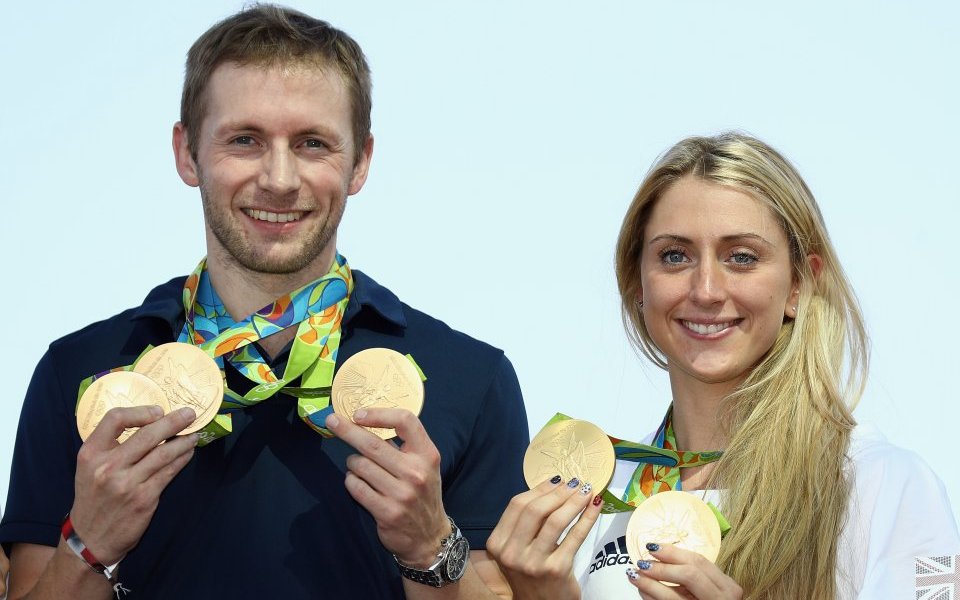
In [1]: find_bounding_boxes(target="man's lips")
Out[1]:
[241,208,305,223]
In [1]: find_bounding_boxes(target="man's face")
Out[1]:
[174,62,372,275]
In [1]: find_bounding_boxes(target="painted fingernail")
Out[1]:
[637,560,652,570]
[645,542,660,552]
[593,494,603,506]
[579,482,593,495]
[550,475,562,485]
[626,567,639,580]
[567,478,580,488]
[354,409,367,420]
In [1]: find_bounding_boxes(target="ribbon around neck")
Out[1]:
[177,254,353,444]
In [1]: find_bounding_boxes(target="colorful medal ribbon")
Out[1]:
[178,253,353,444]
[545,411,730,536]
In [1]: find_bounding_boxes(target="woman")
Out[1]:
[487,133,960,599]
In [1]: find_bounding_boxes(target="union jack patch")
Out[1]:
[916,554,960,599]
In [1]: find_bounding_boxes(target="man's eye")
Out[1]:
[303,138,326,149]
[232,136,256,146]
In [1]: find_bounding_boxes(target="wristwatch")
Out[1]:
[395,517,470,587]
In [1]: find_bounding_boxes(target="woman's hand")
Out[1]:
[486,476,603,600]
[626,543,742,599]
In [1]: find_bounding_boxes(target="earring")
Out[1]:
[636,300,644,309]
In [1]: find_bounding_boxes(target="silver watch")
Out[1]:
[394,517,470,587]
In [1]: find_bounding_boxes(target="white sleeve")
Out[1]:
[840,433,960,599]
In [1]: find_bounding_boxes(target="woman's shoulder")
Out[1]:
[847,424,946,488]
[839,424,960,597]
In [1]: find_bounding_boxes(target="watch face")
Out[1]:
[444,538,470,581]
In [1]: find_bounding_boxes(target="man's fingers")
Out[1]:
[84,405,165,449]
[129,431,199,485]
[115,407,197,463]
[352,408,433,454]
[140,444,197,499]
[325,411,403,467]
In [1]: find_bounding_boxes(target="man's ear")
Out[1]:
[347,134,374,195]
[173,122,200,187]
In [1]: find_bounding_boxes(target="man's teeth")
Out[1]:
[683,321,735,335]
[243,209,303,223]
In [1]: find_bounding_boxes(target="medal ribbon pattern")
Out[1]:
[545,411,730,535]
[178,253,353,443]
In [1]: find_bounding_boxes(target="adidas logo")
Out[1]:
[588,535,632,573]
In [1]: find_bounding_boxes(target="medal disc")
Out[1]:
[331,348,424,439]
[76,371,170,443]
[523,419,615,491]
[134,342,224,435]
[626,490,722,585]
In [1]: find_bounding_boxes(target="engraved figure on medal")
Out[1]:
[158,356,217,410]
[534,424,608,482]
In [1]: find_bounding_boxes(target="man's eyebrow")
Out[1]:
[647,233,775,247]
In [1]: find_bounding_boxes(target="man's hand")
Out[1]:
[69,405,199,566]
[325,408,450,567]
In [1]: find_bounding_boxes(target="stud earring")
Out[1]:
[636,300,644,309]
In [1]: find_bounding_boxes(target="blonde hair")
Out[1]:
[615,133,868,599]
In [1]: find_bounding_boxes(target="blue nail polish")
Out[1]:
[549,475,562,485]
[645,542,660,552]
[637,560,652,570]
[567,478,580,488]
[625,567,639,580]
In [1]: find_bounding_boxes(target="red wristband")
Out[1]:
[61,514,118,580]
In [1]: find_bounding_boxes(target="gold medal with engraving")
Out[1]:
[523,419,615,491]
[331,348,425,440]
[76,371,170,443]
[133,342,224,435]
[626,490,722,585]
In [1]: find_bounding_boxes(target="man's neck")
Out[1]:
[205,247,336,358]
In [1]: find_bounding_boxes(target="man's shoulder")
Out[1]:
[46,276,186,373]
[352,270,504,356]
[350,270,510,386]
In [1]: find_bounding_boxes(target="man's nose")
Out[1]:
[259,147,301,195]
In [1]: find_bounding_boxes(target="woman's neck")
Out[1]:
[668,375,738,452]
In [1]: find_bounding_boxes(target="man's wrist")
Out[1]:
[394,517,456,567]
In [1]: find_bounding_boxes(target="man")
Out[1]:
[0,6,527,599]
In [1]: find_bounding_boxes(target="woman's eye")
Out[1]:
[730,252,758,265]
[661,250,686,264]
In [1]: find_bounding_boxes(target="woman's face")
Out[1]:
[639,175,799,390]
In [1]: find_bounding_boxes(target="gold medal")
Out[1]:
[523,419,615,491]
[626,490,722,585]
[331,348,425,439]
[76,371,170,443]
[133,342,224,435]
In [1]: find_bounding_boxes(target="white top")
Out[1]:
[573,425,960,599]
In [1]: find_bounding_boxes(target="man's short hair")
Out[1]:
[180,4,372,162]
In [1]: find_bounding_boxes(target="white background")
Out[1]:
[2,1,958,525]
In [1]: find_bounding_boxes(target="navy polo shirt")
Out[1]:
[1,270,529,599]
